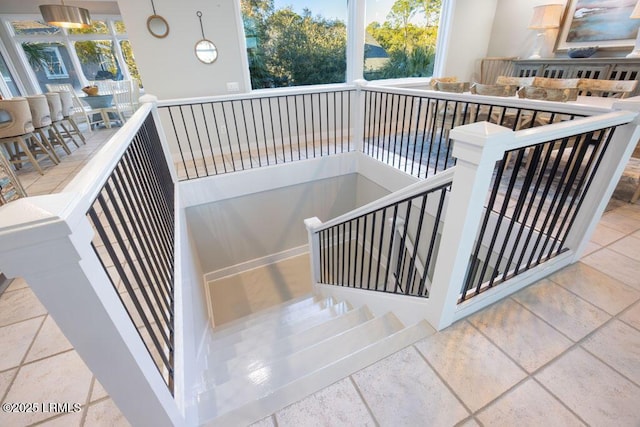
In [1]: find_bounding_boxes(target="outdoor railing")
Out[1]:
[157,86,355,180]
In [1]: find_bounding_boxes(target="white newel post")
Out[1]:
[352,79,368,154]
[304,217,323,286]
[565,100,640,259]
[0,194,185,426]
[426,122,515,330]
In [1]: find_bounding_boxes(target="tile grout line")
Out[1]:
[79,376,96,427]
[411,339,475,418]
[504,301,638,422]
[0,314,47,409]
[464,309,590,425]
[348,375,380,427]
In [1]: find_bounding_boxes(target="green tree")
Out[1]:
[365,0,441,80]
[240,0,440,85]
[419,0,442,27]
[21,42,50,71]
[387,0,421,53]
[241,3,346,88]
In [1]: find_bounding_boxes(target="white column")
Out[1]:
[352,79,368,153]
[346,0,365,83]
[426,122,514,330]
[0,194,184,427]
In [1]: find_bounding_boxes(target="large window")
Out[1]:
[364,0,442,80]
[41,46,69,79]
[21,41,81,90]
[241,0,347,89]
[241,0,444,89]
[0,51,22,97]
[8,17,141,93]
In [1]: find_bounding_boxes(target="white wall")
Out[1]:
[440,0,499,82]
[116,0,251,100]
[487,0,631,60]
[487,0,567,60]
[186,173,389,273]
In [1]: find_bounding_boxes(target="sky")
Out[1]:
[273,0,397,24]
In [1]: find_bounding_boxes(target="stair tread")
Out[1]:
[203,301,353,365]
[207,297,337,346]
[199,318,435,425]
[211,306,375,384]
[209,294,322,338]
[200,312,405,413]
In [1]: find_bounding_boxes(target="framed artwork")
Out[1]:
[556,0,640,51]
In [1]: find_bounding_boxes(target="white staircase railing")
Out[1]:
[307,102,640,329]
[0,100,185,426]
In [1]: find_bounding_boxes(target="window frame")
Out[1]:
[3,13,135,93]
[41,46,69,79]
[0,40,24,97]
[239,0,452,90]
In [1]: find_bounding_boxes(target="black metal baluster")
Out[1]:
[166,108,189,180]
[267,98,278,164]
[276,96,286,161]
[258,98,270,166]
[285,96,294,161]
[239,100,254,169]
[515,138,569,274]
[211,103,229,173]
[374,209,387,289]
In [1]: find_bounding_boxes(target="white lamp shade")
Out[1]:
[631,1,640,19]
[39,4,91,29]
[529,4,564,29]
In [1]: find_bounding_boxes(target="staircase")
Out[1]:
[196,293,435,426]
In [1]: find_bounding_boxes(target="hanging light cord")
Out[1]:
[150,0,157,15]
[197,11,205,39]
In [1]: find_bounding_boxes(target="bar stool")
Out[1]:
[56,90,86,145]
[25,95,61,164]
[45,92,74,156]
[0,98,55,175]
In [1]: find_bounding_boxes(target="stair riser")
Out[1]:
[226,307,373,373]
[203,302,352,369]
[200,321,434,426]
[204,313,404,404]
[209,295,324,339]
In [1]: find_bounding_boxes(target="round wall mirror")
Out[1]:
[195,39,218,64]
[147,15,169,38]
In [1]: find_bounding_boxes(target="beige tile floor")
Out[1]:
[0,129,129,427]
[1,128,640,426]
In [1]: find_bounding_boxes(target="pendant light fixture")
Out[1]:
[39,0,91,29]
